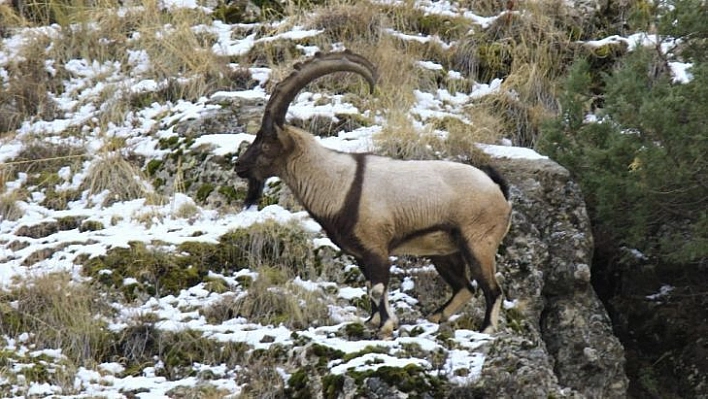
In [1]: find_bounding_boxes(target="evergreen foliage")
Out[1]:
[540,26,708,267]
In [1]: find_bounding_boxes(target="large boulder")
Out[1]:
[485,158,629,398]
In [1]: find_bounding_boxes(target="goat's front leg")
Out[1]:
[362,254,397,339]
[357,260,380,327]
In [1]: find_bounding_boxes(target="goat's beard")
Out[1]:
[243,177,265,209]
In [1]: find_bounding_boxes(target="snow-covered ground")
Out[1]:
[0,0,691,397]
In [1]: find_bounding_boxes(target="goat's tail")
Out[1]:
[479,165,510,201]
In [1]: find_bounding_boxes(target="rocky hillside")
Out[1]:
[3,0,703,397]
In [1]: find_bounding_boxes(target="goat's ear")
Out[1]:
[274,125,294,152]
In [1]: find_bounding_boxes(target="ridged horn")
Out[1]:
[260,50,377,135]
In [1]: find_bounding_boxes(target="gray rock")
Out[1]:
[495,158,629,398]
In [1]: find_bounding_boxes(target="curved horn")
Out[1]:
[260,50,377,135]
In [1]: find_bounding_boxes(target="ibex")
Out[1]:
[235,50,512,337]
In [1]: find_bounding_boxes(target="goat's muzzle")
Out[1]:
[234,161,250,179]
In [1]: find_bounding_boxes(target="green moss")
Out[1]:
[349,364,447,398]
[203,276,230,293]
[176,238,249,272]
[0,302,23,334]
[342,345,389,363]
[408,326,425,337]
[343,322,367,339]
[506,306,527,334]
[416,13,470,41]
[476,42,513,81]
[286,368,311,398]
[20,362,51,383]
[322,374,345,399]
[349,295,371,313]
[250,343,289,362]
[308,344,345,370]
[436,328,454,345]
[81,221,315,300]
[129,91,157,109]
[146,159,163,177]
[121,329,248,379]
[449,315,479,332]
[169,149,184,163]
[81,241,206,300]
[158,136,181,150]
[218,185,246,203]
[252,178,282,208]
[121,361,150,377]
[195,184,214,203]
[152,177,165,189]
[258,194,279,208]
[183,136,196,150]
[40,187,81,211]
[398,342,425,358]
[56,215,82,230]
[236,275,253,288]
[26,171,62,190]
[213,1,259,23]
[343,267,363,284]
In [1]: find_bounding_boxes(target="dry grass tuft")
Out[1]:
[448,0,576,145]
[0,4,23,31]
[244,37,301,72]
[375,111,494,164]
[80,151,152,206]
[4,140,86,210]
[31,1,236,128]
[203,265,331,330]
[0,272,113,366]
[221,219,319,276]
[478,91,548,147]
[461,104,506,144]
[236,356,288,399]
[459,0,508,16]
[0,35,61,133]
[136,16,228,97]
[433,115,496,159]
[307,1,384,45]
[7,140,85,177]
[0,192,23,221]
[10,0,121,26]
[360,37,421,116]
[374,110,441,160]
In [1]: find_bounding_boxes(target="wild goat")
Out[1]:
[235,50,512,337]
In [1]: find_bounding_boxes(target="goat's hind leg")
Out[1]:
[460,239,503,334]
[428,253,475,324]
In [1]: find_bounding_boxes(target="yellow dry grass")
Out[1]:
[80,149,152,206]
[0,272,113,366]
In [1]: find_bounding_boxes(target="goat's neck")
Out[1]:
[278,134,355,218]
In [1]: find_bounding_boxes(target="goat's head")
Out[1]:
[234,50,377,207]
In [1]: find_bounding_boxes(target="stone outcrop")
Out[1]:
[484,158,629,398]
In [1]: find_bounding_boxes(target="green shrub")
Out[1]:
[539,48,708,266]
